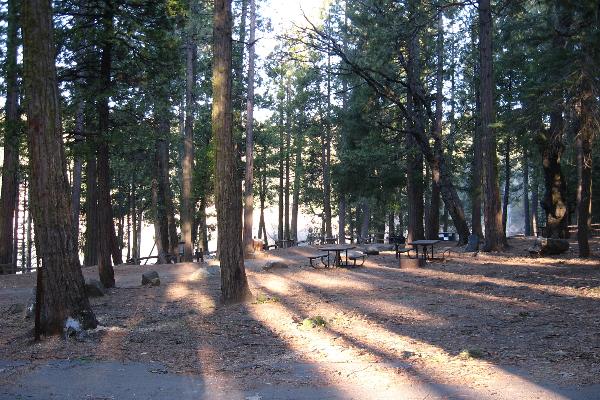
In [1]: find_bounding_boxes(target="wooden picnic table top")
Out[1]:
[407,240,441,246]
[319,244,356,252]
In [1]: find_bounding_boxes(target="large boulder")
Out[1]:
[262,260,289,271]
[142,271,160,286]
[528,238,570,256]
[85,279,106,297]
[465,234,479,252]
[364,246,379,256]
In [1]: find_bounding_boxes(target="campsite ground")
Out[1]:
[1,237,599,399]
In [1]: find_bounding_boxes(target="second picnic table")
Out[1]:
[406,239,441,261]
[319,244,356,268]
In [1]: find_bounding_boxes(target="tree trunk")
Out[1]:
[427,12,443,241]
[470,21,484,239]
[479,0,504,251]
[151,178,167,264]
[278,106,284,241]
[0,0,20,271]
[96,1,116,286]
[242,0,257,256]
[71,103,84,254]
[259,167,267,245]
[522,146,531,236]
[291,124,303,241]
[22,0,97,333]
[181,31,197,262]
[360,200,370,242]
[284,85,292,240]
[575,72,594,258]
[212,0,251,303]
[84,152,98,266]
[502,137,511,237]
[154,112,171,256]
[198,197,209,253]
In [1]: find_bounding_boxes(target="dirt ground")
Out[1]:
[1,237,599,398]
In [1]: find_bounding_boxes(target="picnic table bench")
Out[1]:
[308,253,328,269]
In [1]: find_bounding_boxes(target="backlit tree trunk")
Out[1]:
[0,0,20,271]
[181,31,197,261]
[22,0,97,333]
[502,137,510,237]
[71,103,84,254]
[212,0,251,303]
[242,0,257,256]
[84,151,98,266]
[478,0,504,251]
[522,146,531,236]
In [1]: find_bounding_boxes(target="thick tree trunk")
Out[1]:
[212,0,251,303]
[360,200,370,242]
[84,152,98,266]
[291,126,303,241]
[531,171,539,236]
[151,178,167,264]
[502,137,511,237]
[522,146,531,236]
[284,85,291,240]
[406,22,424,244]
[198,197,209,253]
[479,0,505,251]
[575,74,594,258]
[22,0,96,333]
[0,0,20,271]
[242,0,257,256]
[427,12,444,241]
[96,2,116,286]
[278,107,284,240]
[71,103,84,254]
[470,22,484,240]
[181,32,197,262]
[154,112,171,256]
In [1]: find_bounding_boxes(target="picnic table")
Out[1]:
[407,240,441,261]
[319,244,356,268]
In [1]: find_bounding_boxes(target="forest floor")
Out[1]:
[1,237,600,399]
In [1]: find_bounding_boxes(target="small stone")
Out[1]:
[85,279,106,297]
[142,271,159,285]
[262,261,288,271]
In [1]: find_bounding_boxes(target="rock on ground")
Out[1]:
[262,261,289,271]
[142,271,160,286]
[85,279,106,297]
[364,246,379,255]
[528,238,570,256]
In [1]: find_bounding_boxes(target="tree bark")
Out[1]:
[470,20,484,239]
[242,0,257,256]
[479,0,505,251]
[154,112,171,256]
[181,29,197,261]
[291,123,303,242]
[212,0,251,303]
[71,103,84,254]
[539,1,571,239]
[502,137,511,237]
[427,12,443,241]
[278,105,284,240]
[96,0,116,286]
[0,0,20,271]
[84,150,98,266]
[522,146,531,236]
[22,0,97,333]
[360,200,370,242]
[575,71,594,258]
